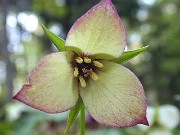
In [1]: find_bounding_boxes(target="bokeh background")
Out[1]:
[0,0,179,135]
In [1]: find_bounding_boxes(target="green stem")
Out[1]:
[80,104,85,135]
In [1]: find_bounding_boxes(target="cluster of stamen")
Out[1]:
[73,56,103,88]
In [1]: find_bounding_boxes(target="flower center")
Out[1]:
[73,56,103,88]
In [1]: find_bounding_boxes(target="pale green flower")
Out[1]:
[13,0,148,128]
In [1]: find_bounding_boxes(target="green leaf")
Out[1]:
[41,24,65,51]
[113,45,149,64]
[64,97,83,134]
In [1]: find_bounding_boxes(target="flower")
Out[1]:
[13,0,148,128]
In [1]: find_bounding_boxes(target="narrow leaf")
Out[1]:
[113,45,149,64]
[64,97,83,134]
[41,24,65,51]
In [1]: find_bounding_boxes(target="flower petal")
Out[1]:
[65,0,126,60]
[13,51,79,113]
[80,60,148,127]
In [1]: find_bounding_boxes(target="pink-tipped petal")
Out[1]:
[65,0,126,60]
[80,60,148,127]
[13,51,79,113]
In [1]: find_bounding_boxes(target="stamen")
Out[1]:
[73,67,79,77]
[93,60,103,68]
[75,57,83,64]
[84,73,89,77]
[90,71,98,81]
[84,57,91,63]
[79,76,86,88]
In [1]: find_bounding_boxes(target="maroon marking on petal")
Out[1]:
[104,0,127,54]
[123,67,149,127]
[85,109,149,128]
[13,83,31,100]
[84,106,148,128]
[140,114,149,126]
[13,82,77,114]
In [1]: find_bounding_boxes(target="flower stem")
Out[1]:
[80,104,85,135]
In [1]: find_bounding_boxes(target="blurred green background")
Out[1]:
[0,0,179,135]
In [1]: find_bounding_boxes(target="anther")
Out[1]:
[93,60,103,68]
[75,57,83,64]
[84,57,91,63]
[73,67,79,77]
[84,73,89,77]
[79,76,86,88]
[90,71,98,81]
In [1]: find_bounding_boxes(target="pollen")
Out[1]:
[75,57,83,64]
[79,76,86,88]
[84,57,91,63]
[90,71,98,81]
[73,67,79,77]
[93,60,103,68]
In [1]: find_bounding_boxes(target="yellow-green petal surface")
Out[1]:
[80,60,148,127]
[13,51,78,113]
[65,0,126,60]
